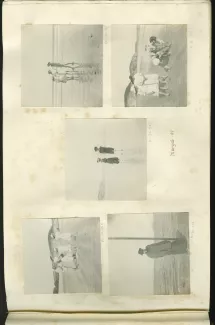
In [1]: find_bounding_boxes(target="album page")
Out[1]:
[3,0,210,312]
[5,312,211,325]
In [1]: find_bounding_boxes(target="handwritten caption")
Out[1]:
[170,129,176,156]
[148,123,152,142]
[104,26,109,44]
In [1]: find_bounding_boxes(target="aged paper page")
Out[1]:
[5,312,211,325]
[3,0,210,312]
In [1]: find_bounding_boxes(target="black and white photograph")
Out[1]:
[65,118,147,201]
[108,212,190,296]
[112,25,187,107]
[22,217,102,294]
[21,25,103,107]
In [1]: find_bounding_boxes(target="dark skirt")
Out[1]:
[170,237,188,255]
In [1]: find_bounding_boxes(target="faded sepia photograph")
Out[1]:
[65,118,147,201]
[108,213,190,296]
[22,217,102,294]
[21,25,103,107]
[112,25,187,107]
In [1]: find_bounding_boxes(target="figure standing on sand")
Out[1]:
[94,145,123,164]
[48,68,82,82]
[49,70,92,84]
[50,230,79,271]
[47,62,97,70]
[94,146,123,154]
[138,236,188,259]
[47,61,101,84]
[97,157,120,164]
[52,75,80,83]
[94,145,145,164]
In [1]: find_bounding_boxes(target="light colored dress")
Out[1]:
[133,73,159,96]
[55,231,74,241]
[133,73,145,87]
[54,264,66,273]
[144,74,159,84]
[54,245,73,255]
[138,84,159,96]
[61,252,79,269]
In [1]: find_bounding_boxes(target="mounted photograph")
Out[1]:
[108,212,190,296]
[22,217,102,294]
[112,24,187,107]
[21,25,103,107]
[65,118,147,201]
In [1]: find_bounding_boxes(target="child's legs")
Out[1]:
[159,75,168,81]
[62,255,72,263]
[159,90,170,96]
[159,82,168,91]
[159,86,168,91]
[159,80,168,85]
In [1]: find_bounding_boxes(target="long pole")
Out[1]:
[108,237,177,241]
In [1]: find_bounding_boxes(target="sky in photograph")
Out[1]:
[111,25,137,107]
[108,213,154,295]
[21,25,53,107]
[22,218,54,294]
[21,25,103,107]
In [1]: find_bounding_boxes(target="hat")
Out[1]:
[149,36,156,43]
[152,58,160,66]
[138,248,145,255]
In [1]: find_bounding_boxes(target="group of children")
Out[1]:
[129,36,172,98]
[50,229,79,273]
[148,36,172,71]
[130,73,170,97]
[47,62,100,84]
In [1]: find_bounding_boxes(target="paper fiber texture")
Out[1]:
[5,312,211,325]
[3,0,210,312]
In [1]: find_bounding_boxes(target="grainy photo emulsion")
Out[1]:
[112,25,187,107]
[22,217,102,294]
[108,213,190,295]
[65,118,147,201]
[21,25,103,107]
